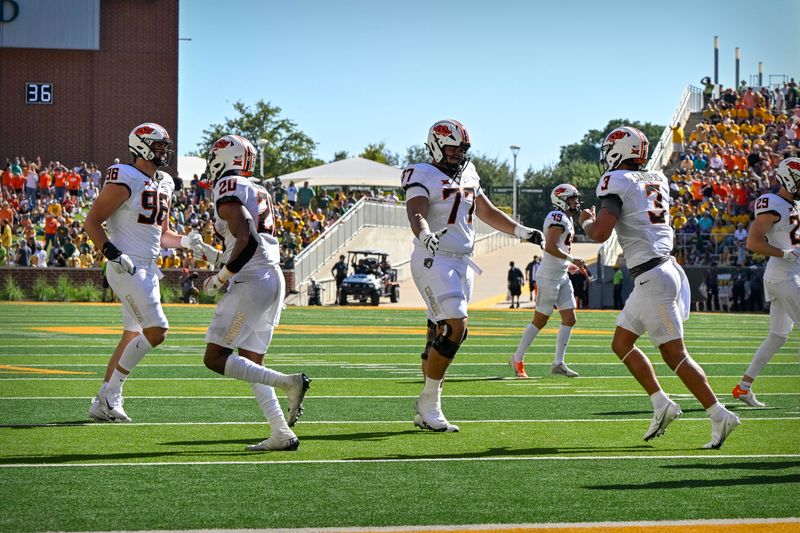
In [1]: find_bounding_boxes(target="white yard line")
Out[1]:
[1,453,799,469]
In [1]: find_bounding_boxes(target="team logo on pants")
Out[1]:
[424,258,433,269]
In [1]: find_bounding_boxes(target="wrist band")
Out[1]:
[581,219,593,231]
[565,254,575,263]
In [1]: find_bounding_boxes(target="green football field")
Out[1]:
[0,302,798,532]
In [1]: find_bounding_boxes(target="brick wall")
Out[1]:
[0,268,297,298]
[0,0,179,171]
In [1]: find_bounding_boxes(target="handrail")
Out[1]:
[646,85,704,171]
[291,198,513,287]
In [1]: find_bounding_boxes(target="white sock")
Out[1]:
[224,354,290,389]
[554,324,573,365]
[706,401,726,422]
[745,333,787,380]
[251,383,292,435]
[514,324,540,362]
[423,377,442,397]
[107,334,153,394]
[650,390,670,410]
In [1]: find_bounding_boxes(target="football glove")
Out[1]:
[181,231,221,267]
[419,227,447,256]
[102,241,135,275]
[514,224,544,247]
[202,266,232,296]
[782,248,800,262]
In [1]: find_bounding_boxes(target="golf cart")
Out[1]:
[338,250,399,306]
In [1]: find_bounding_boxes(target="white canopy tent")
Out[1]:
[177,156,206,187]
[276,157,402,188]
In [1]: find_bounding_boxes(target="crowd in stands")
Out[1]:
[0,156,402,270]
[668,78,800,270]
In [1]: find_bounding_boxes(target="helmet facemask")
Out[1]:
[426,120,471,180]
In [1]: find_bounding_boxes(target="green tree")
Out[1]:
[469,153,514,191]
[557,119,664,166]
[522,159,600,188]
[359,142,399,166]
[402,145,429,167]
[332,150,349,162]
[193,100,323,179]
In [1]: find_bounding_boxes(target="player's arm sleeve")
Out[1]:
[215,195,258,273]
[598,194,623,219]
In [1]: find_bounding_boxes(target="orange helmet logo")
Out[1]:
[788,161,800,171]
[212,139,232,150]
[135,126,155,135]
[607,130,629,142]
[433,124,453,137]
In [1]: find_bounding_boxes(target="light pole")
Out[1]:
[256,138,268,178]
[510,145,520,220]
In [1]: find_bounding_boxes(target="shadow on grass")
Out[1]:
[0,449,267,465]
[664,460,800,471]
[1,421,95,429]
[593,407,707,416]
[586,473,800,490]
[356,444,654,461]
[162,429,421,447]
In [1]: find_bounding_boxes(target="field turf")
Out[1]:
[0,302,798,532]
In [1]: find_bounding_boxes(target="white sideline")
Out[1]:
[2,417,798,427]
[1,393,798,399]
[1,453,799,469]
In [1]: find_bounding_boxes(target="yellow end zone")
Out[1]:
[0,364,92,375]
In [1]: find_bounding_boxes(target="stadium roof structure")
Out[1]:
[177,155,206,184]
[276,157,402,188]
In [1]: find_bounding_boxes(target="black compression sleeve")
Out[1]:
[225,234,258,273]
[599,194,623,219]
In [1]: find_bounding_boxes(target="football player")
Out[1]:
[85,123,216,422]
[201,134,310,451]
[580,126,739,449]
[733,157,800,407]
[403,119,544,432]
[510,184,584,379]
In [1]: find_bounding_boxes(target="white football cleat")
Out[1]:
[246,433,300,452]
[551,362,579,378]
[643,400,682,441]
[414,399,459,432]
[703,410,740,449]
[88,395,114,422]
[286,373,311,427]
[100,387,131,422]
[732,384,766,407]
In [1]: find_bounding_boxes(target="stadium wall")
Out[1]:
[0,268,297,298]
[0,0,179,172]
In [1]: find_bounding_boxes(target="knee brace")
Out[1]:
[421,319,436,360]
[431,321,463,359]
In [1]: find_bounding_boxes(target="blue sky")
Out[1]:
[178,0,799,174]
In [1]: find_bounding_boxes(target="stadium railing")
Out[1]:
[646,85,704,171]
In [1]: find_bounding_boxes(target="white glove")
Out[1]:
[181,231,221,266]
[419,228,447,256]
[514,224,544,246]
[102,242,135,275]
[782,248,800,262]
[203,267,232,296]
[110,253,136,275]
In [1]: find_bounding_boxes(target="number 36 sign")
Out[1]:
[26,83,53,104]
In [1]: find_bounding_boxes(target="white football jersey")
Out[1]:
[596,169,673,268]
[402,162,484,255]
[212,175,280,272]
[104,164,174,260]
[754,193,800,281]
[538,209,575,279]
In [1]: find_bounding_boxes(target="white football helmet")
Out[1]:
[426,119,471,176]
[128,123,172,167]
[551,183,581,213]
[600,126,649,172]
[776,157,800,199]
[205,134,257,182]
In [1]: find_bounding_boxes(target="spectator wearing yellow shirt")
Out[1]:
[673,210,687,231]
[79,246,94,267]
